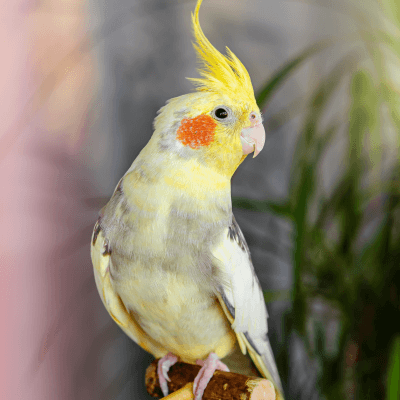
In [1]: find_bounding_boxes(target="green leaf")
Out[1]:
[256,41,329,109]
[386,336,400,400]
[263,289,292,303]
[381,0,400,30]
[231,197,271,213]
[231,197,293,218]
[267,202,293,219]
[349,69,378,164]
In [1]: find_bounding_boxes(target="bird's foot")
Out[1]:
[157,352,178,397]
[193,352,229,400]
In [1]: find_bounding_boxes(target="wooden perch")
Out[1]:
[145,359,276,400]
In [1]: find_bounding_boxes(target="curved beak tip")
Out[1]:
[253,145,258,158]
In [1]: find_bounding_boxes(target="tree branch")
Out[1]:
[145,359,276,400]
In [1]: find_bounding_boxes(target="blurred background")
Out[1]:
[1,0,399,399]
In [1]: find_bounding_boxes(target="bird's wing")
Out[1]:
[90,217,167,358]
[212,214,284,399]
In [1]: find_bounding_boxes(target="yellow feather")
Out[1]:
[189,0,257,107]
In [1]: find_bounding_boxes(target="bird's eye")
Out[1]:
[213,107,229,120]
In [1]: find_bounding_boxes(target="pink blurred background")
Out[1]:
[0,1,116,398]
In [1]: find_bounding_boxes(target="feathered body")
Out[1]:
[91,1,284,398]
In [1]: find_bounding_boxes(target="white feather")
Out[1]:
[211,226,268,337]
[212,222,284,396]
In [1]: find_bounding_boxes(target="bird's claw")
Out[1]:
[157,352,178,397]
[193,352,229,400]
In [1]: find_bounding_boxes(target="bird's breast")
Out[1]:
[113,264,236,362]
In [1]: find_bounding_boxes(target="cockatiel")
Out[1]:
[91,0,284,399]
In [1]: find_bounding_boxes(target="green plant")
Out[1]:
[233,1,400,398]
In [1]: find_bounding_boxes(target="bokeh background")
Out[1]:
[1,0,399,399]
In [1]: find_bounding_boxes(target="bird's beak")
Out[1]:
[240,122,266,158]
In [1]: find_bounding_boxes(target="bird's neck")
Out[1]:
[164,159,231,198]
[122,157,232,246]
[200,148,246,178]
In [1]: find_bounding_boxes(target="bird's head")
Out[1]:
[153,0,265,178]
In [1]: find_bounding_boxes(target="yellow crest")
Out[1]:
[189,0,256,104]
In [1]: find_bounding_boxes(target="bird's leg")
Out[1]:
[193,352,230,400]
[157,352,178,397]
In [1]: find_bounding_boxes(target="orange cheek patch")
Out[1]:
[176,114,217,149]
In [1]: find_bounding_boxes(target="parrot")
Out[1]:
[91,0,284,399]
